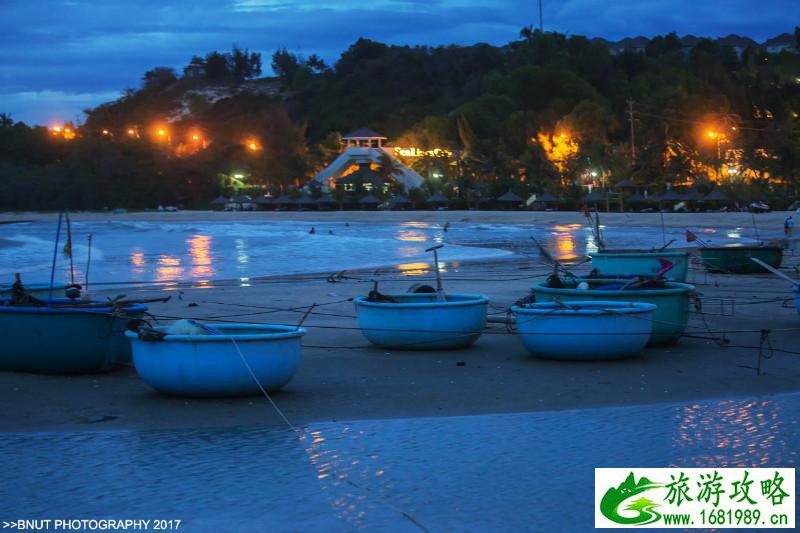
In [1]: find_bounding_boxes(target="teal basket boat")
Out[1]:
[0,300,147,374]
[589,251,690,282]
[697,245,783,274]
[0,283,67,299]
[532,279,694,345]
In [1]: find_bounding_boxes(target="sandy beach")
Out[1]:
[1,210,799,433]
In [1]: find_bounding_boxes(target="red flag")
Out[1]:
[685,230,698,243]
[657,258,675,276]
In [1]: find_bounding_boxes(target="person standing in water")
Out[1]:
[309,227,316,235]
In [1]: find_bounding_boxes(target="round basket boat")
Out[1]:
[697,245,783,274]
[532,279,694,345]
[0,300,147,374]
[589,251,689,282]
[353,293,488,350]
[126,324,305,397]
[511,301,656,360]
[795,289,800,315]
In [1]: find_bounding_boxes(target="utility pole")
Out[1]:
[538,0,543,32]
[626,98,636,165]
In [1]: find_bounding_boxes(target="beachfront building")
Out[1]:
[311,128,424,192]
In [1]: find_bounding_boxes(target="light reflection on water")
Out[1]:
[1,220,780,288]
[1,394,797,531]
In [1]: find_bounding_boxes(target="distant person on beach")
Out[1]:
[309,227,316,235]
[785,216,795,254]
[328,230,334,235]
[443,222,450,232]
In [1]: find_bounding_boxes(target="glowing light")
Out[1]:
[127,128,137,137]
[191,134,200,141]
[536,132,579,174]
[707,130,717,139]
[101,129,110,136]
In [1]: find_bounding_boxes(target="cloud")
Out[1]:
[1,90,123,125]
[0,0,794,124]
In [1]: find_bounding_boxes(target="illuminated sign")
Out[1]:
[393,147,453,158]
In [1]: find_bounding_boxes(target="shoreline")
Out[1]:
[2,249,800,433]
[1,209,798,230]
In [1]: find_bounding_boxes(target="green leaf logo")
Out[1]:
[600,472,664,525]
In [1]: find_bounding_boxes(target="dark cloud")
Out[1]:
[0,0,793,124]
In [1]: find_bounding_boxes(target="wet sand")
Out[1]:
[2,247,799,432]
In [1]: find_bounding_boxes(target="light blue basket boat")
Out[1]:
[127,324,305,397]
[533,279,694,345]
[353,293,488,350]
[511,301,656,360]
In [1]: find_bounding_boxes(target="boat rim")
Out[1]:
[533,278,694,296]
[353,293,488,309]
[125,323,306,342]
[590,250,689,258]
[0,302,148,314]
[512,301,657,316]
[698,245,784,251]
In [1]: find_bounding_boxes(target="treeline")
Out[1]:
[1,30,799,211]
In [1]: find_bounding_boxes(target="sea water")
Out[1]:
[0,394,797,531]
[0,220,774,288]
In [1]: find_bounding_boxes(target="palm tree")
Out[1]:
[376,152,403,182]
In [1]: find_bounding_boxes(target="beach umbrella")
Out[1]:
[704,188,729,202]
[682,189,704,202]
[388,194,413,209]
[655,190,682,202]
[316,193,336,204]
[536,191,559,203]
[210,195,228,206]
[273,193,296,207]
[584,189,605,203]
[254,195,273,206]
[626,191,648,203]
[296,193,317,206]
[496,190,523,203]
[428,191,451,205]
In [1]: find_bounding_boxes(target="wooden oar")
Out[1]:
[425,244,446,302]
[657,239,676,252]
[751,258,799,289]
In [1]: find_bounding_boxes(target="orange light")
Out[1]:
[101,129,110,136]
[246,139,260,152]
[127,128,136,136]
[191,134,200,141]
[707,130,717,139]
[51,125,62,134]
[157,129,166,137]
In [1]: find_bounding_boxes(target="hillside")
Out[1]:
[1,29,799,211]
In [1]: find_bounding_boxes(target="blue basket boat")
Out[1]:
[353,293,488,350]
[0,283,68,299]
[589,251,690,282]
[126,324,305,397]
[533,279,694,345]
[511,301,656,360]
[0,300,147,373]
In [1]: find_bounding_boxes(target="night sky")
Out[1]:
[1,0,794,125]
